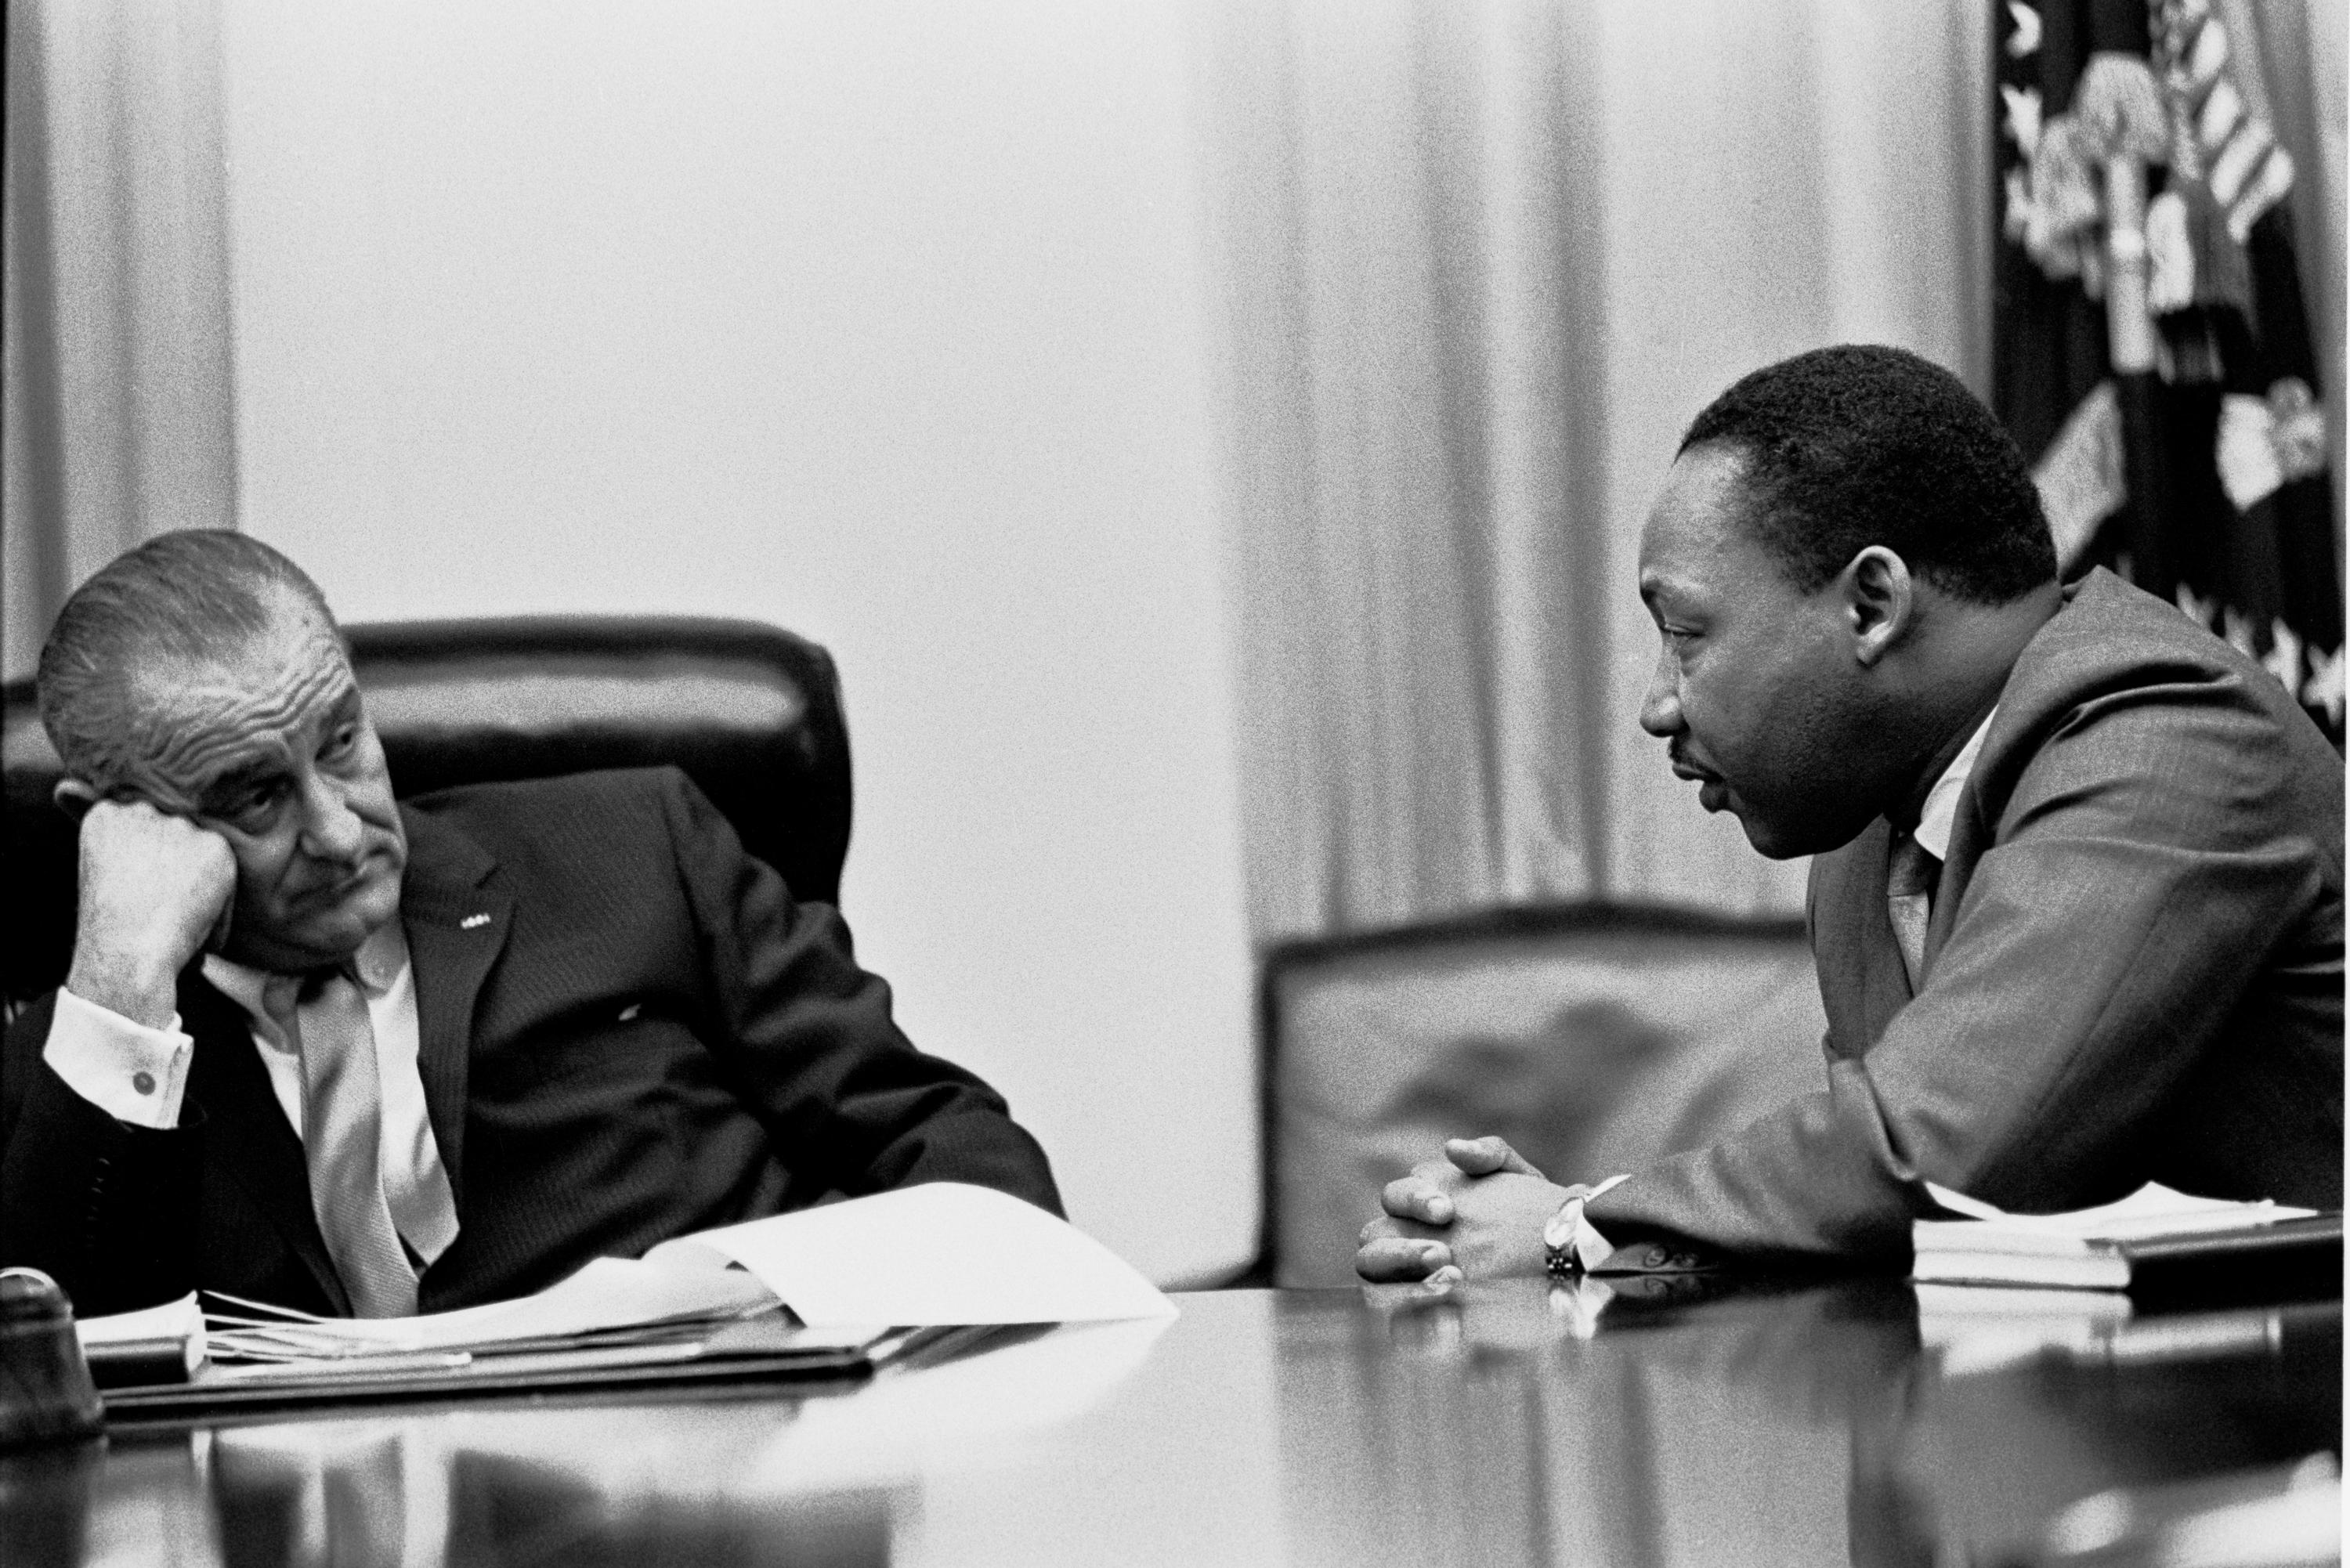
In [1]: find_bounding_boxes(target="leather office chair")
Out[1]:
[1255,901,1830,1286]
[2,616,851,1012]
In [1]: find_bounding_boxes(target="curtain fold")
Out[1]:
[1198,0,1609,941]
[2,0,237,681]
[1195,0,1993,943]
[2243,0,2345,549]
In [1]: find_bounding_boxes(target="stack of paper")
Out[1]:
[1911,1181,2330,1292]
[83,1183,1174,1411]
[201,1257,778,1368]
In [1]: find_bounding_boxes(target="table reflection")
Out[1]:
[1298,1275,2339,1568]
[5,1411,902,1568]
[208,1424,897,1568]
[1,1281,2335,1568]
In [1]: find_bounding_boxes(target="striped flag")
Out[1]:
[1992,0,2341,744]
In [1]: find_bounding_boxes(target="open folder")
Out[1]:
[91,1183,1173,1421]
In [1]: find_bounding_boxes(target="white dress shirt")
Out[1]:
[1914,706,1998,863]
[42,919,461,1270]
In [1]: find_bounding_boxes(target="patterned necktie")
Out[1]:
[1885,830,1940,994]
[267,970,419,1318]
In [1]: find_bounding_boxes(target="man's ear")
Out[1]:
[51,778,99,823]
[1841,546,1915,669]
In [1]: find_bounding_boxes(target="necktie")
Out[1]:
[1885,830,1940,994]
[267,971,419,1318]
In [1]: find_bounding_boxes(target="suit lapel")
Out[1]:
[396,806,511,1210]
[179,975,351,1316]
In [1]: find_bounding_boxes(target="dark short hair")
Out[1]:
[38,529,337,789]
[1678,345,2056,602]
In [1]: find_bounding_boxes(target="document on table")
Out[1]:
[1912,1180,2329,1292]
[646,1182,1177,1327]
[161,1180,1168,1371]
[1918,1180,2316,1245]
[201,1258,781,1361]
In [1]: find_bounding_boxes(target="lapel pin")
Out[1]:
[461,913,492,930]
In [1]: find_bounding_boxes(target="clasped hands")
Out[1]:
[1354,1135,1574,1284]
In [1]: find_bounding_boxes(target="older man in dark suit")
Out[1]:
[1360,345,2342,1282]
[1,529,1060,1317]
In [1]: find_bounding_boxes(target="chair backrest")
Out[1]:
[1258,901,1829,1286]
[2,616,851,1009]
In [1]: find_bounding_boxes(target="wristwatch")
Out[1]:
[1542,1173,1630,1280]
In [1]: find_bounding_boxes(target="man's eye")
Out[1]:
[320,724,358,761]
[223,781,288,825]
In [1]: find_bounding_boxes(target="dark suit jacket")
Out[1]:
[1,767,1061,1316]
[1592,570,2344,1261]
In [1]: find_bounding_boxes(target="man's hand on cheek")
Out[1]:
[63,795,238,1029]
[1353,1135,1568,1283]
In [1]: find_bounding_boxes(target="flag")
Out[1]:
[1992,0,2342,745]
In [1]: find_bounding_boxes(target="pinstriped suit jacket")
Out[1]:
[0,768,1061,1316]
[1589,569,2343,1261]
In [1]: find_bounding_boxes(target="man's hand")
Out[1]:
[63,797,236,1029]
[1354,1136,1565,1283]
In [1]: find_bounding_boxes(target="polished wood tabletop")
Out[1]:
[2,1277,2337,1567]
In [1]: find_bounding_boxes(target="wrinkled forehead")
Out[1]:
[117,602,356,771]
[134,592,345,695]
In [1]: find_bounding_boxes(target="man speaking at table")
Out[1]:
[1360,345,2343,1283]
[2,530,1061,1317]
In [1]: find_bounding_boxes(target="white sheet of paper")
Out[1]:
[645,1183,1177,1327]
[1920,1180,2316,1242]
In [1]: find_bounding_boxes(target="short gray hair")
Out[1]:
[38,529,338,791]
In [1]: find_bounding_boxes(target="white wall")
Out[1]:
[219,0,1254,1284]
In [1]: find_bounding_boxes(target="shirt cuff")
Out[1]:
[1574,1215,1618,1272]
[42,988,196,1129]
[1542,1174,1629,1275]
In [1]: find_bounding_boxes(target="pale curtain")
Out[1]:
[2240,0,2348,547]
[1193,0,1995,941]
[2,0,237,681]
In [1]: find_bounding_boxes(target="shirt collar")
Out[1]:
[1913,706,1996,862]
[203,918,412,1032]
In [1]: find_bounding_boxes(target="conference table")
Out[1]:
[2,1275,2337,1567]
